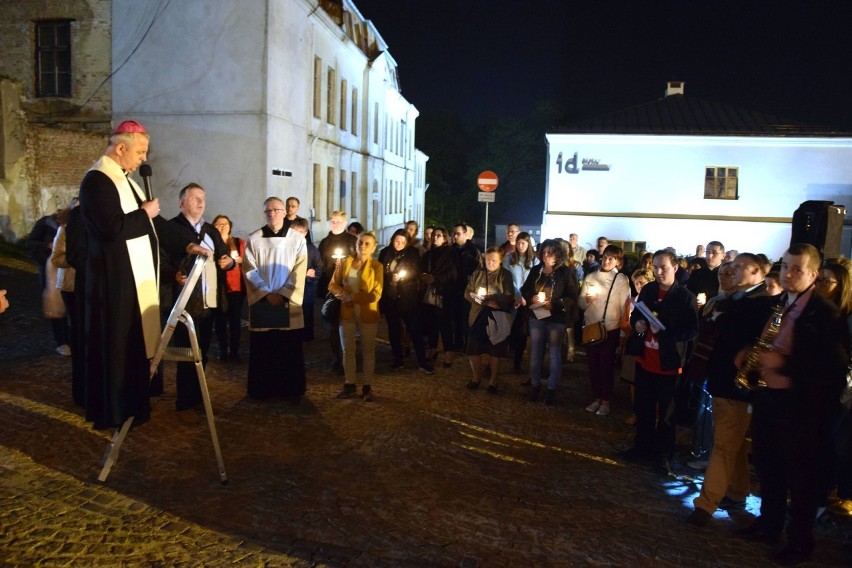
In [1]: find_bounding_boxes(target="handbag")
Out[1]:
[321,292,341,322]
[580,273,621,346]
[581,321,607,346]
[422,284,443,308]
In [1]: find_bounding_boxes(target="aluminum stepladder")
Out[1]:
[98,254,228,484]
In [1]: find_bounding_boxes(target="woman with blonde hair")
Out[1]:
[328,232,384,401]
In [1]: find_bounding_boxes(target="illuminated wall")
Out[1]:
[543,134,852,258]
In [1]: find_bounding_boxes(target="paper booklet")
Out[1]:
[632,300,666,331]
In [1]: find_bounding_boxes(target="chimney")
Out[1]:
[665,81,685,97]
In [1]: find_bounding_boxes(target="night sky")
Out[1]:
[354,0,852,130]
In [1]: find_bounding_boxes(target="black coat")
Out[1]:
[705,285,771,400]
[378,245,422,313]
[520,264,580,326]
[421,245,457,297]
[631,280,698,372]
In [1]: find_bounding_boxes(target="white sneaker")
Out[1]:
[596,403,611,416]
[585,401,600,413]
[56,344,71,356]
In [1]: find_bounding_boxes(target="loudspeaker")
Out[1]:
[790,200,846,258]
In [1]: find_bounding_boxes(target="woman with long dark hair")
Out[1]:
[521,239,580,405]
[504,232,538,373]
[420,227,457,367]
[378,229,432,373]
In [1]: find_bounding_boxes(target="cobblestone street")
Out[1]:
[1,254,850,567]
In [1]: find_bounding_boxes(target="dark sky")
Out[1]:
[354,0,852,129]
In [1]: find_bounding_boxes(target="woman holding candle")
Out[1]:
[521,239,580,405]
[212,214,246,362]
[503,232,539,373]
[578,244,631,416]
[465,247,515,392]
[420,227,458,367]
[328,232,384,401]
[378,229,432,373]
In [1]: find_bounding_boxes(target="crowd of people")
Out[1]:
[11,119,852,567]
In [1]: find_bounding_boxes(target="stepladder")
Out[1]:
[98,254,228,484]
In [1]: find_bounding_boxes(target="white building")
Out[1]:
[543,82,852,259]
[112,0,426,242]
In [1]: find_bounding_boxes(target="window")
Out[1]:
[312,57,322,118]
[373,103,379,144]
[339,79,347,131]
[326,67,336,125]
[327,166,336,217]
[313,163,322,217]
[704,166,739,200]
[36,20,72,98]
[351,88,358,135]
[350,172,357,216]
[340,169,347,210]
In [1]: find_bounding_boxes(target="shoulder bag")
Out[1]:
[581,273,620,346]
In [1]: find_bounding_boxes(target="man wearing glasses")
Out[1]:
[499,224,521,256]
[241,197,308,400]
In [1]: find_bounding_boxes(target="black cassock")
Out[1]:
[79,158,191,430]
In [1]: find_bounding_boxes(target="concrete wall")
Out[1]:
[543,134,852,258]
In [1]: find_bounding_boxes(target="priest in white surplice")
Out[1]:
[242,197,308,400]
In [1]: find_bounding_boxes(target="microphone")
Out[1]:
[139,164,154,201]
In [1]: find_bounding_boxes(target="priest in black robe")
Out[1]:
[78,120,208,430]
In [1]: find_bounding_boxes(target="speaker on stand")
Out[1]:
[790,200,846,258]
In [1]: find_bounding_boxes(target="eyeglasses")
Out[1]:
[817,278,839,286]
[263,208,285,214]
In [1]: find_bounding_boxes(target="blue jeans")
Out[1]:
[528,317,566,390]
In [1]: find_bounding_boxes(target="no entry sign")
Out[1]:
[477,171,498,192]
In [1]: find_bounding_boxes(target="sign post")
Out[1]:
[477,170,498,249]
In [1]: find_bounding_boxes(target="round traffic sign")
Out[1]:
[477,170,498,192]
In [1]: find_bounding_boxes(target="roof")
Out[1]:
[554,93,851,137]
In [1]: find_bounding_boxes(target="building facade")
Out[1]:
[0,0,427,245]
[543,82,852,259]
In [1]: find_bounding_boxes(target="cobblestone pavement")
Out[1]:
[1,254,851,567]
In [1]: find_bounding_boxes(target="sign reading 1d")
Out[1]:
[477,170,498,202]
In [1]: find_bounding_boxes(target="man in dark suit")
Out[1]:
[734,243,849,566]
[168,183,233,418]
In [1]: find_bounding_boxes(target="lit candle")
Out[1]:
[477,287,487,298]
[586,283,598,297]
[536,292,546,303]
[696,293,707,306]
[333,248,344,259]
[398,269,407,279]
